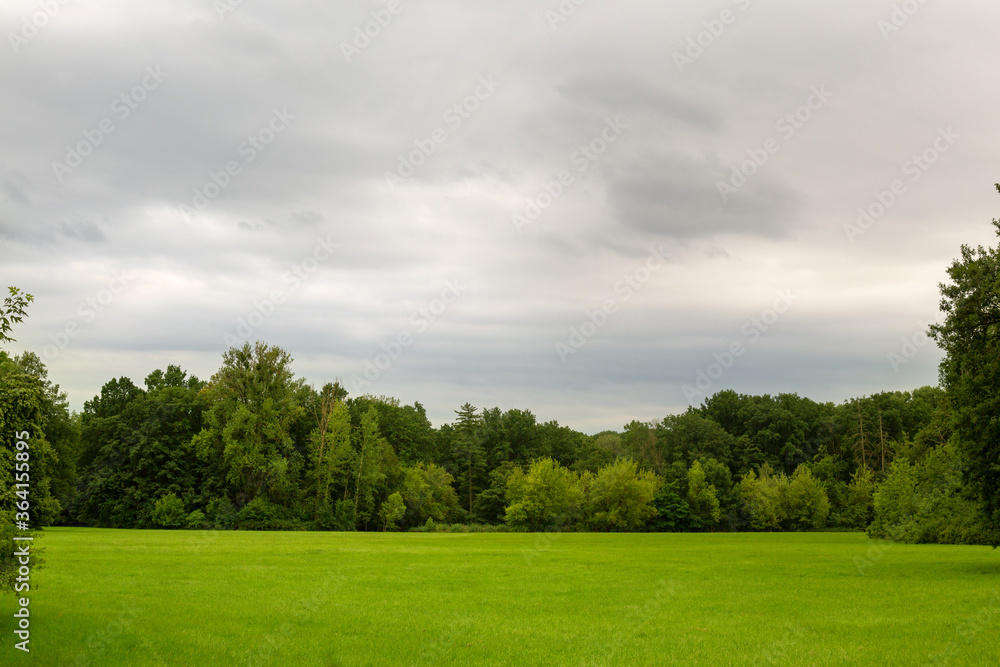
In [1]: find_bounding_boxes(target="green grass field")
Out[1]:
[3,528,999,666]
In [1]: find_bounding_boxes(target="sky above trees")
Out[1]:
[2,0,999,431]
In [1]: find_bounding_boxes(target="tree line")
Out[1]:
[0,346,990,546]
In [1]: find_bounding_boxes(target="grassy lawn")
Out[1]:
[3,528,999,665]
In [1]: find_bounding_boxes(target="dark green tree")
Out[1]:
[929,185,1000,546]
[451,403,483,514]
[192,343,303,508]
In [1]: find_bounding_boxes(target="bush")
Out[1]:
[585,459,661,532]
[869,442,987,544]
[185,509,206,530]
[407,522,508,533]
[504,458,584,531]
[737,464,831,531]
[151,493,186,529]
[783,466,830,530]
[648,481,690,532]
[206,497,237,530]
[237,497,302,531]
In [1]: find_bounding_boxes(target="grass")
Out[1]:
[3,528,999,666]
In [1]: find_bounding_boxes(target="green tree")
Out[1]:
[74,370,204,528]
[15,353,82,518]
[151,492,186,528]
[737,467,784,531]
[399,463,458,527]
[685,460,721,531]
[868,441,986,544]
[353,407,389,528]
[782,465,830,530]
[379,492,406,531]
[585,459,661,531]
[0,287,33,344]
[0,296,47,592]
[929,187,1000,546]
[473,461,518,524]
[840,466,876,529]
[504,458,583,531]
[647,481,690,532]
[309,386,352,519]
[192,342,303,507]
[451,403,483,514]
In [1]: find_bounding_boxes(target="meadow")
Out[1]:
[4,529,999,666]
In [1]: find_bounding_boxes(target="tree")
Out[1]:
[585,459,661,531]
[0,287,33,344]
[15,353,82,517]
[399,463,458,527]
[379,492,405,531]
[868,441,986,544]
[782,465,830,530]
[504,458,583,531]
[74,369,204,528]
[929,186,1000,546]
[192,342,303,506]
[685,460,721,530]
[647,481,690,532]
[473,461,518,523]
[737,467,783,531]
[353,407,389,527]
[0,349,48,591]
[309,386,352,519]
[151,493,187,528]
[452,403,483,514]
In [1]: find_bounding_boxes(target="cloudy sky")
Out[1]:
[2,0,998,433]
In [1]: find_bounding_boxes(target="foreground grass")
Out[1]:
[2,529,998,666]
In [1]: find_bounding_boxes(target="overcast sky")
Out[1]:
[2,0,998,433]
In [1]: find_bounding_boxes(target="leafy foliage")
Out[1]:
[929,189,1000,546]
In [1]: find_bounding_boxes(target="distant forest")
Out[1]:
[0,343,989,545]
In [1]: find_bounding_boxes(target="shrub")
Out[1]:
[151,493,186,529]
[237,497,301,531]
[206,497,237,530]
[185,509,206,530]
[585,459,661,532]
[868,442,986,544]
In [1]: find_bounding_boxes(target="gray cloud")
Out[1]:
[1,0,997,431]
